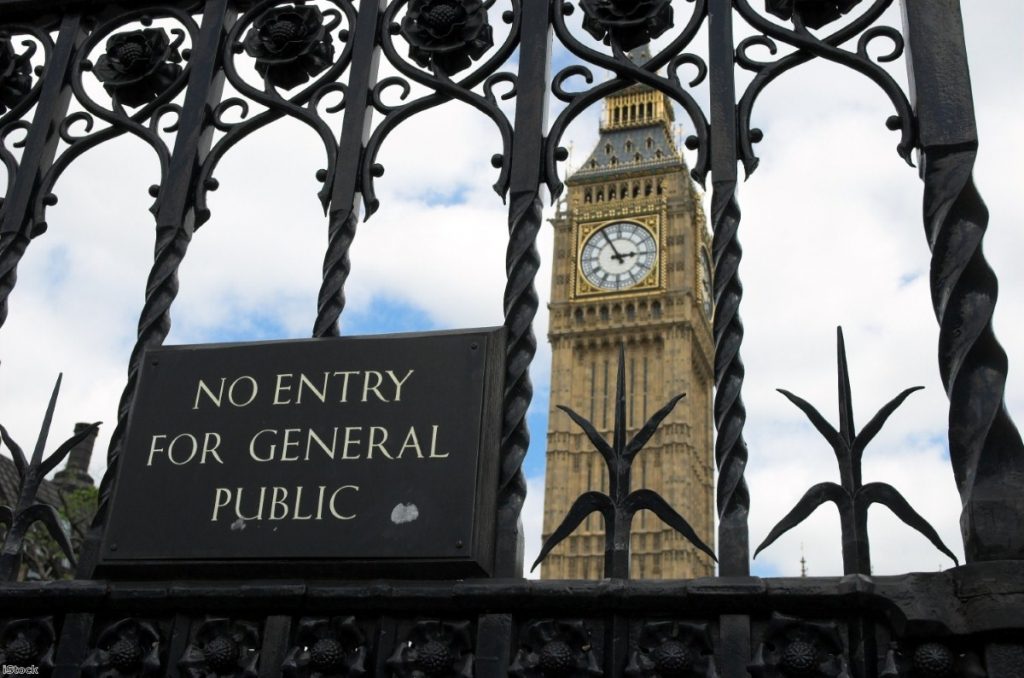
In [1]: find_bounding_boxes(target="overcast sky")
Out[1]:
[0,1,1020,578]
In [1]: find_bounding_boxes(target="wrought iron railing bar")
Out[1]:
[707,0,750,583]
[82,0,236,575]
[901,0,1024,565]
[315,0,385,338]
[0,13,83,330]
[496,0,550,578]
[707,3,753,676]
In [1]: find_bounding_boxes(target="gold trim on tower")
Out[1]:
[573,213,664,300]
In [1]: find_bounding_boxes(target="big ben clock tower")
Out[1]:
[541,61,715,580]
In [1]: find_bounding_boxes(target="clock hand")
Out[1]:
[600,228,626,262]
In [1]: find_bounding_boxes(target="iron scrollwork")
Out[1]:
[33,7,200,233]
[0,27,42,197]
[0,21,51,332]
[734,0,914,177]
[361,0,519,216]
[197,0,357,221]
[0,24,44,183]
[546,0,710,197]
[0,33,35,116]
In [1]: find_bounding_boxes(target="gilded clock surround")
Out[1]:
[574,213,664,299]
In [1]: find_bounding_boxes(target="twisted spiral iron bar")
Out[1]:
[93,223,192,528]
[314,208,357,337]
[86,7,208,530]
[923,147,1024,560]
[710,180,750,573]
[498,190,542,532]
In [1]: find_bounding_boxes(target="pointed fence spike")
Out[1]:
[32,373,63,466]
[614,344,627,454]
[836,327,855,442]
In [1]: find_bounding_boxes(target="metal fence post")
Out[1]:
[496,0,551,578]
[902,0,1024,564]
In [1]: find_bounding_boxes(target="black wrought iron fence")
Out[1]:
[0,0,1021,675]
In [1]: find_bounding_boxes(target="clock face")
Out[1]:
[580,221,658,291]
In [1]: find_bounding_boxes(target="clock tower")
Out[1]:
[541,68,715,579]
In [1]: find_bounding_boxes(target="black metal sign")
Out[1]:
[98,328,504,577]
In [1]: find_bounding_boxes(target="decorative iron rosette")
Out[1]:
[92,28,183,108]
[178,618,260,677]
[880,641,987,678]
[509,620,602,678]
[625,621,716,678]
[387,620,474,678]
[0,35,33,114]
[0,618,55,671]
[399,0,494,75]
[82,618,163,676]
[242,4,336,90]
[763,0,861,30]
[578,0,674,52]
[748,614,848,678]
[282,616,368,678]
